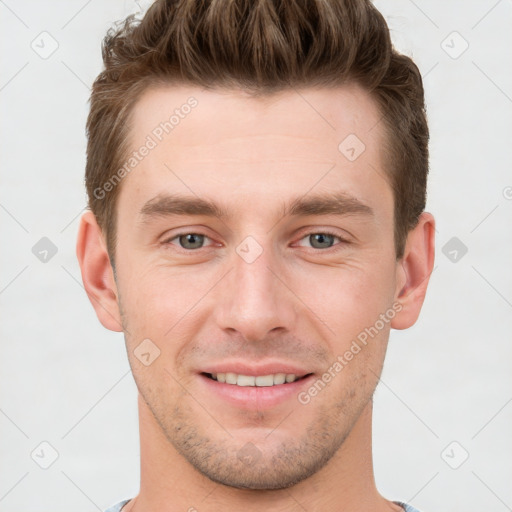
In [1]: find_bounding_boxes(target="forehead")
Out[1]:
[128,83,384,155]
[118,83,392,224]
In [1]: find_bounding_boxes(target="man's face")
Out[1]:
[114,84,402,489]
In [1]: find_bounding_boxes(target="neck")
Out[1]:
[126,395,397,512]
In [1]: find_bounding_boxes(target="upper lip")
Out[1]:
[200,361,313,378]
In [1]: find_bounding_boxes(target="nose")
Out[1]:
[213,240,297,343]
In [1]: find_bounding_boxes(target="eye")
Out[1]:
[166,233,213,250]
[296,231,347,250]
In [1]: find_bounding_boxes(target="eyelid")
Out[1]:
[163,232,216,247]
[160,227,352,251]
[294,229,350,249]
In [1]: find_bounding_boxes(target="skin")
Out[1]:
[77,84,435,512]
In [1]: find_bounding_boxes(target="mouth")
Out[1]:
[202,372,313,387]
[198,369,315,409]
[197,362,316,409]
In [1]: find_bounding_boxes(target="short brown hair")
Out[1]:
[86,0,428,264]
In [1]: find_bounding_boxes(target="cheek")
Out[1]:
[118,243,397,346]
[118,263,212,344]
[291,260,396,338]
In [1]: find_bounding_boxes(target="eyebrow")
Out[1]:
[138,192,374,223]
[287,193,374,218]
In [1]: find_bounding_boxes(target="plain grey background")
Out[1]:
[1,1,511,511]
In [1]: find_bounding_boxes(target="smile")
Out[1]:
[204,372,311,387]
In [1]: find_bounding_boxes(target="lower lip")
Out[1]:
[198,373,315,409]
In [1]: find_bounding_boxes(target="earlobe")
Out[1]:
[76,211,123,332]
[391,212,435,330]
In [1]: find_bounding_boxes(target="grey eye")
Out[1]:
[308,233,336,249]
[178,233,205,249]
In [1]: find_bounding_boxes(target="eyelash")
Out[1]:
[296,230,351,251]
[162,230,350,253]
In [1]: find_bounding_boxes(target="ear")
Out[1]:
[391,212,435,330]
[76,211,123,332]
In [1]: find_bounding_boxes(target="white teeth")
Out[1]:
[225,372,237,384]
[273,373,286,385]
[255,375,274,386]
[209,372,301,386]
[237,375,255,386]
